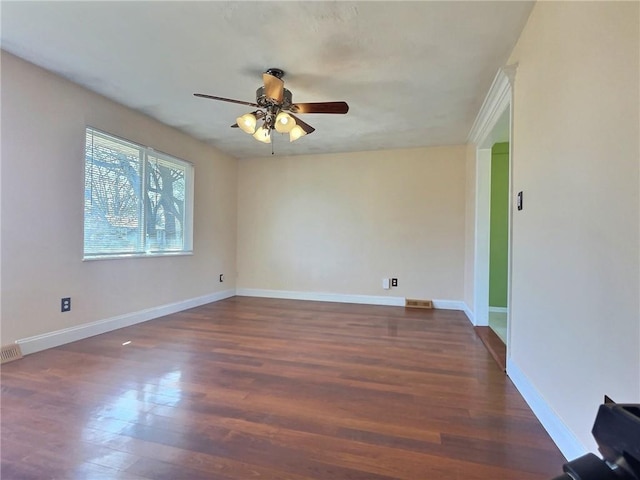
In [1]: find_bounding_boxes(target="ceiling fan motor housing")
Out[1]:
[256,87,292,110]
[265,68,284,79]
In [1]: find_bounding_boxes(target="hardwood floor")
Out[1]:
[474,326,507,372]
[1,297,566,479]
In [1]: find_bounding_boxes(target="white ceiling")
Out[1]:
[1,1,532,159]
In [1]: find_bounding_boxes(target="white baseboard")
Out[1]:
[462,302,475,324]
[236,288,466,312]
[235,288,406,306]
[17,289,235,355]
[507,358,587,461]
[489,306,508,313]
[432,299,465,311]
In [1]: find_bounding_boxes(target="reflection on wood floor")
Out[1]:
[1,297,565,479]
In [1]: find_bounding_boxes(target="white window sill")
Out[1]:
[83,251,194,261]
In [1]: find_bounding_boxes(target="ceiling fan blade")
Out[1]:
[194,93,259,108]
[262,73,284,103]
[289,114,315,134]
[289,101,349,114]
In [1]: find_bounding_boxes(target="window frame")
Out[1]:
[83,127,194,261]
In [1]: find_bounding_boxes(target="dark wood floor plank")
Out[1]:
[1,297,566,479]
[475,325,507,371]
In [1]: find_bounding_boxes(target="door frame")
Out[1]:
[467,66,516,344]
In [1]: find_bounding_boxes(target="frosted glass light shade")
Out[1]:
[236,113,257,134]
[289,125,307,142]
[253,126,271,143]
[275,112,295,133]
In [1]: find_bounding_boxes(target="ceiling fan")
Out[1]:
[194,68,349,144]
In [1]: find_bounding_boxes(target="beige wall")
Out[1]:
[1,51,238,343]
[237,147,467,301]
[508,2,639,450]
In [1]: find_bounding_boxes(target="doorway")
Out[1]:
[468,67,515,370]
[489,142,509,344]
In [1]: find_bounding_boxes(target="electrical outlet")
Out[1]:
[219,274,224,283]
[391,278,398,287]
[61,297,71,312]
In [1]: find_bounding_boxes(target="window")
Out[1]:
[84,127,193,259]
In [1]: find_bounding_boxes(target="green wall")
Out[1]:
[489,142,509,308]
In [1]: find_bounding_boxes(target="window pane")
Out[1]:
[84,129,143,255]
[83,127,193,259]
[146,154,186,252]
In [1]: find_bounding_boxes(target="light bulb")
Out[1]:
[289,125,307,142]
[236,113,257,134]
[275,112,296,133]
[253,126,271,143]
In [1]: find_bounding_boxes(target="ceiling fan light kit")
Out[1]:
[275,112,295,134]
[237,112,257,134]
[253,126,271,144]
[289,125,307,143]
[195,68,348,145]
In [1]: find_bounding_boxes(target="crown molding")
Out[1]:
[467,64,518,145]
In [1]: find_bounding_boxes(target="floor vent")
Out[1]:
[405,299,434,309]
[1,344,23,364]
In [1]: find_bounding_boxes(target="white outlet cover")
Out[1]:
[382,278,390,290]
